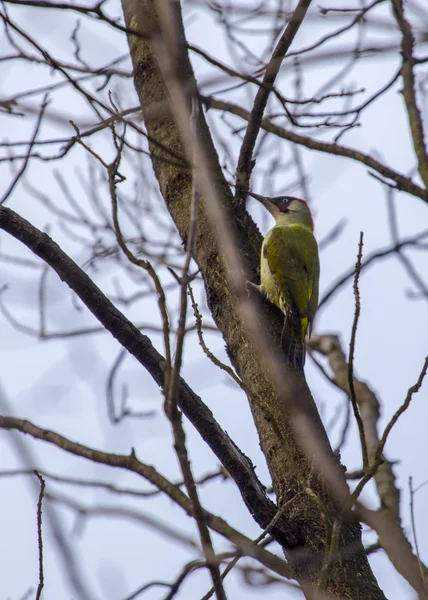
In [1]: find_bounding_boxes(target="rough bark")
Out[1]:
[121,1,386,597]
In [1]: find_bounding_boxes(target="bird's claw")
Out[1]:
[245,280,261,298]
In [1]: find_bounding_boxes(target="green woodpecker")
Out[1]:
[247,192,320,369]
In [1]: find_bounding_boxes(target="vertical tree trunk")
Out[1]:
[121,1,387,597]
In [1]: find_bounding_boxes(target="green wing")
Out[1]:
[263,224,320,328]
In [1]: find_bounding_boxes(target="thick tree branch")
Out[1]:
[0,204,295,558]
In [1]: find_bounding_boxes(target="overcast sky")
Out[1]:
[1,1,427,599]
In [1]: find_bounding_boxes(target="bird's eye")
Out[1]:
[279,198,291,211]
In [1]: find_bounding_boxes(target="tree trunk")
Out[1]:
[121,1,386,597]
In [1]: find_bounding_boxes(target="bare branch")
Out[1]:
[0,415,291,579]
[0,205,292,563]
[1,96,48,205]
[0,466,226,498]
[202,493,300,600]
[309,334,428,596]
[348,233,368,469]
[34,471,45,600]
[391,0,428,189]
[188,284,246,392]
[47,491,200,550]
[235,0,313,199]
[204,96,428,202]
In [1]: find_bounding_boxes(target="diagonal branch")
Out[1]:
[235,0,313,199]
[391,0,428,190]
[0,204,293,551]
[309,334,428,597]
[0,414,291,579]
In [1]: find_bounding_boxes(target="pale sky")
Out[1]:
[1,1,427,599]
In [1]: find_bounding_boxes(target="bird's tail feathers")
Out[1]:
[281,321,306,371]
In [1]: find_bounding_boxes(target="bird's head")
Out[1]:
[247,191,314,230]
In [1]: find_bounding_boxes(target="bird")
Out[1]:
[246,191,320,370]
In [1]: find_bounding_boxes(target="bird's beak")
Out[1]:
[246,191,276,216]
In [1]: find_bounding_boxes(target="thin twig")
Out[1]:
[201,495,295,600]
[319,229,428,309]
[0,392,93,600]
[34,471,45,600]
[122,580,171,600]
[309,333,396,513]
[0,466,226,497]
[364,542,382,555]
[188,284,246,392]
[351,355,428,503]
[348,232,368,469]
[1,95,48,205]
[0,415,290,578]
[386,190,428,303]
[72,120,172,372]
[47,491,200,549]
